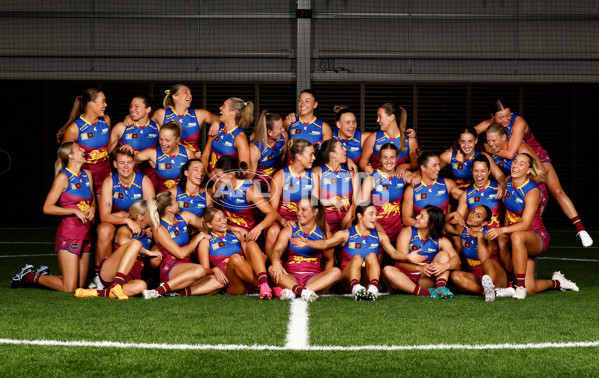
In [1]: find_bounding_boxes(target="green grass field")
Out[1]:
[1,225,598,377]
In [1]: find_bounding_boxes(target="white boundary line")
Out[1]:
[0,338,597,351]
[538,257,599,262]
[0,254,54,258]
[0,242,53,245]
[284,299,309,349]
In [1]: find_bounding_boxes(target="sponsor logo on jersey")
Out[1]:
[349,242,362,249]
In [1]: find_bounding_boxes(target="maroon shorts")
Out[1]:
[535,229,551,254]
[55,235,91,256]
[395,264,422,285]
[290,271,319,287]
[99,259,144,287]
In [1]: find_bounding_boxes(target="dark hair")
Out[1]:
[490,99,510,115]
[133,94,153,109]
[380,142,399,156]
[214,155,245,179]
[163,84,188,108]
[300,195,328,235]
[334,105,356,123]
[57,88,103,143]
[379,103,407,151]
[111,147,135,172]
[423,205,445,240]
[318,138,340,165]
[353,202,376,226]
[451,126,484,153]
[161,121,182,139]
[178,158,204,190]
[472,153,491,170]
[417,151,438,169]
[299,89,318,102]
[288,138,313,163]
[477,205,493,222]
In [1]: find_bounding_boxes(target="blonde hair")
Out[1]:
[202,207,224,231]
[486,122,507,138]
[521,153,548,183]
[55,142,75,176]
[228,97,254,128]
[129,199,148,220]
[147,191,174,230]
[288,138,312,163]
[253,110,282,146]
[380,103,407,151]
[163,84,188,109]
[57,88,103,143]
[160,121,182,139]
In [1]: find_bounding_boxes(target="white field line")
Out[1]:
[0,254,54,258]
[538,257,599,262]
[0,338,598,352]
[284,299,309,349]
[0,242,53,245]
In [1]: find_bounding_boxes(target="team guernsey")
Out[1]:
[333,128,362,164]
[460,227,497,279]
[157,213,191,282]
[252,137,285,180]
[75,116,111,193]
[504,177,546,233]
[163,108,201,152]
[450,150,481,188]
[370,170,406,240]
[279,167,314,221]
[288,116,324,145]
[400,227,440,266]
[110,172,145,212]
[340,226,382,270]
[465,180,503,228]
[119,119,159,151]
[155,144,189,191]
[176,186,207,217]
[285,224,325,276]
[216,180,257,231]
[55,168,93,254]
[319,164,353,232]
[501,113,551,163]
[209,231,243,271]
[209,124,244,171]
[490,151,516,176]
[412,177,450,215]
[371,131,410,170]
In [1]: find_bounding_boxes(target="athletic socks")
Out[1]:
[24,273,40,284]
[156,282,171,296]
[107,272,126,290]
[436,278,447,288]
[552,280,561,290]
[412,285,431,296]
[177,287,192,296]
[516,273,526,288]
[571,216,585,233]
[369,279,379,289]
[257,272,268,285]
[292,284,304,297]
[350,279,359,289]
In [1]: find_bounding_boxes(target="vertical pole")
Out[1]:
[296,0,312,101]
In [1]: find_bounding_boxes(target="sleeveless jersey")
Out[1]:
[158,213,191,269]
[209,124,244,171]
[208,230,243,271]
[114,229,153,252]
[279,167,314,221]
[413,177,450,215]
[110,172,145,212]
[333,128,362,164]
[164,108,201,152]
[450,150,481,188]
[75,116,110,166]
[252,137,285,179]
[155,144,189,191]
[407,227,440,264]
[489,151,517,176]
[504,177,546,232]
[176,186,207,217]
[503,114,548,159]
[370,170,406,240]
[318,164,353,231]
[371,130,410,170]
[119,119,159,152]
[340,226,381,270]
[56,168,93,240]
[465,180,503,228]
[288,116,324,145]
[216,179,257,231]
[461,227,493,267]
[285,223,325,274]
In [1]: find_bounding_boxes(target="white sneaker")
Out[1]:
[142,289,161,300]
[513,286,527,299]
[552,271,579,292]
[481,275,495,302]
[279,288,297,301]
[365,285,379,301]
[300,289,318,302]
[351,284,367,301]
[494,287,515,298]
[88,274,104,290]
[577,231,593,247]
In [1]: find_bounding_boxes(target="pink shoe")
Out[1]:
[272,286,283,298]
[259,282,272,300]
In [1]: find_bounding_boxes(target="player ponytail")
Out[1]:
[55,142,75,176]
[253,110,282,146]
[380,103,407,151]
[227,97,254,129]
[318,138,339,165]
[129,199,148,220]
[288,138,312,163]
[163,84,187,109]
[148,191,173,230]
[57,88,103,143]
[521,153,548,183]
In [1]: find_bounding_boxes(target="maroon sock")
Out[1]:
[369,279,379,289]
[97,289,108,297]
[25,273,36,283]
[552,280,561,290]
[436,278,447,288]
[177,287,192,296]
[571,216,585,233]
[350,279,359,288]
[516,273,526,288]
[156,283,171,296]
[292,284,304,297]
[413,286,431,296]
[257,272,268,285]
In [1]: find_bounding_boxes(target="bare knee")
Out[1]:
[228,253,246,269]
[266,224,281,242]
[510,232,526,247]
[97,223,116,240]
[192,264,206,280]
[365,253,378,266]
[351,254,364,265]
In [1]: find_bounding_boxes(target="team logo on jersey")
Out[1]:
[324,178,338,185]
[71,182,82,190]
[369,243,380,249]
[515,198,524,204]
[148,134,157,138]
[186,123,197,127]
[410,244,419,251]
[158,163,173,170]
[415,193,428,201]
[437,190,446,196]
[291,129,302,135]
[214,136,220,142]
[113,193,124,200]
[349,242,362,249]
[169,230,181,238]
[80,132,94,140]
[179,201,190,208]
[464,241,471,248]
[101,128,109,134]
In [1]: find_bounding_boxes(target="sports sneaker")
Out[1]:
[300,288,318,303]
[10,264,34,288]
[365,285,379,301]
[279,288,297,300]
[513,286,527,299]
[36,266,49,276]
[142,289,161,300]
[259,282,272,300]
[74,288,99,298]
[494,287,515,298]
[577,231,593,247]
[481,275,495,302]
[272,286,283,298]
[108,284,129,300]
[88,273,104,290]
[351,284,367,301]
[552,271,579,292]
[430,286,454,299]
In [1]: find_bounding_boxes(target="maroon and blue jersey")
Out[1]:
[501,114,550,163]
[114,229,153,252]
[75,116,111,192]
[164,108,201,152]
[371,131,410,170]
[111,172,145,212]
[489,151,516,176]
[465,181,503,229]
[413,177,450,215]
[176,186,206,217]
[340,226,381,270]
[288,116,324,146]
[318,164,353,232]
[155,144,189,191]
[461,227,494,267]
[252,137,285,179]
[504,177,546,232]
[209,124,244,172]
[279,167,314,221]
[216,180,257,231]
[450,150,482,188]
[407,227,439,264]
[370,170,406,240]
[208,230,243,271]
[56,168,93,240]
[333,128,362,164]
[285,223,325,274]
[157,213,191,281]
[119,120,159,152]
